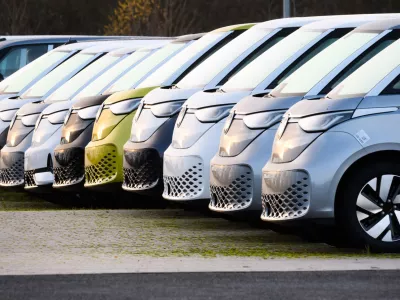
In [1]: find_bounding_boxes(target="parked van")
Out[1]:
[0,39,164,150]
[261,36,400,252]
[209,18,400,217]
[83,25,253,191]
[0,41,153,189]
[51,43,171,191]
[121,17,326,196]
[161,16,393,205]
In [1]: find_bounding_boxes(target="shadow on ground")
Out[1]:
[0,187,170,210]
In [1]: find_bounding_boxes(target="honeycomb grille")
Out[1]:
[163,162,204,199]
[209,165,253,211]
[53,148,84,187]
[123,149,161,190]
[261,171,310,220]
[0,152,24,186]
[85,145,118,185]
[24,170,36,188]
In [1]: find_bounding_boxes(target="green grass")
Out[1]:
[0,188,64,211]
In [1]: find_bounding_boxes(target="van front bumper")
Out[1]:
[162,122,225,201]
[261,131,364,222]
[122,116,176,195]
[209,129,276,213]
[84,113,134,189]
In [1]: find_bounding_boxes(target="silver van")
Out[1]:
[210,18,400,217]
[162,16,392,205]
[261,37,400,252]
[122,17,324,196]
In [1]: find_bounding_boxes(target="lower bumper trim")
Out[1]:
[261,170,311,221]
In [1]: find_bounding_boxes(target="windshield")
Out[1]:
[21,53,95,99]
[0,51,70,94]
[221,29,322,92]
[46,54,120,102]
[327,39,400,99]
[107,43,186,93]
[177,29,273,89]
[76,51,150,98]
[138,32,227,88]
[272,32,378,97]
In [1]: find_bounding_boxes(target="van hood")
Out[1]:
[142,87,202,105]
[233,95,303,115]
[288,96,364,118]
[72,94,111,110]
[185,90,250,109]
[0,97,40,112]
[0,93,16,101]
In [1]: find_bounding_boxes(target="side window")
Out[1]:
[0,44,48,78]
[381,74,400,95]
[217,28,297,86]
[266,28,352,89]
[173,31,241,84]
[321,32,400,95]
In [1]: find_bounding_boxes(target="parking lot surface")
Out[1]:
[1,192,400,276]
[1,271,400,300]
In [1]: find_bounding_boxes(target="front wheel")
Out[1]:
[336,161,400,252]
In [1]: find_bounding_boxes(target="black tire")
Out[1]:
[336,160,400,253]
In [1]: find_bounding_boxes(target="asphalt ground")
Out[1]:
[1,270,400,300]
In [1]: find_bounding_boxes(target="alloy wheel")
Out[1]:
[356,175,400,242]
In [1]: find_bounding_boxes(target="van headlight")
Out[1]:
[61,106,100,145]
[32,110,69,146]
[0,109,18,122]
[22,114,41,127]
[95,98,141,123]
[6,114,40,147]
[109,98,141,115]
[243,110,285,129]
[47,110,69,125]
[92,98,141,141]
[195,105,233,123]
[298,111,353,132]
[34,110,68,130]
[150,100,185,118]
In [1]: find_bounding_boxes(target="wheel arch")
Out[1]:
[334,149,400,215]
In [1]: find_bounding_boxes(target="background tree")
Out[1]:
[0,0,399,36]
[104,0,158,35]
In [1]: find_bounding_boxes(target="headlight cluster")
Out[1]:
[32,110,69,146]
[242,110,285,129]
[130,100,186,143]
[6,113,42,147]
[298,111,353,132]
[92,98,141,141]
[0,109,18,122]
[150,100,185,118]
[172,104,234,149]
[219,110,285,157]
[64,105,100,126]
[60,105,101,145]
[194,105,233,123]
